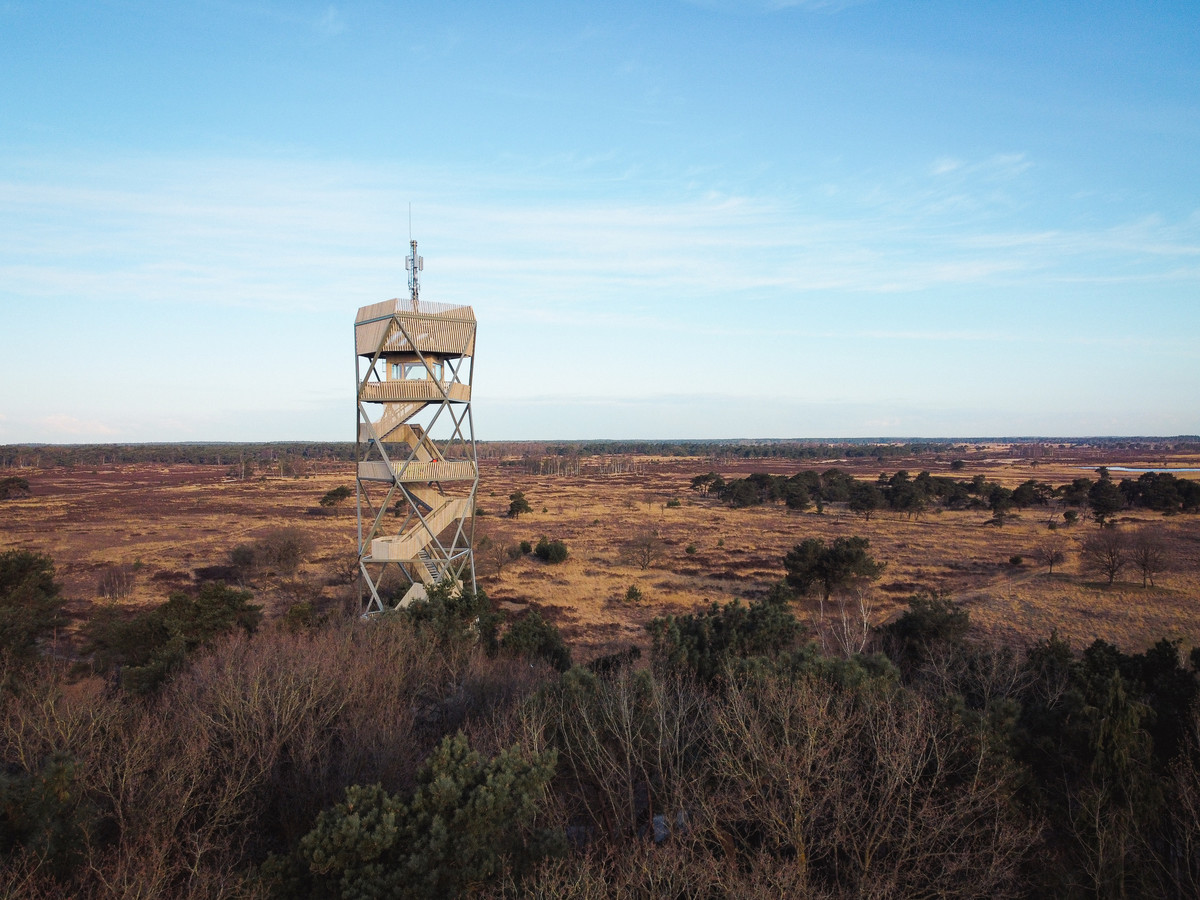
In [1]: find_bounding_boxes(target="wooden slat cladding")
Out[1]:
[355,299,476,357]
[368,498,472,562]
[357,460,476,483]
[358,381,471,403]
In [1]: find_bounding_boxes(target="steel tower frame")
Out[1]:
[354,241,478,613]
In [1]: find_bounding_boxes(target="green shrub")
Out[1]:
[398,582,499,654]
[784,536,884,600]
[0,752,92,880]
[685,544,697,555]
[0,476,30,500]
[83,582,262,694]
[508,491,533,518]
[0,550,66,668]
[878,594,969,673]
[647,585,803,684]
[318,485,352,507]
[519,540,532,554]
[266,732,562,899]
[501,610,571,671]
[624,585,643,603]
[534,538,568,564]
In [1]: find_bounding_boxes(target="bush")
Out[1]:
[254,527,313,576]
[685,544,697,555]
[784,536,884,600]
[624,585,643,603]
[0,476,31,500]
[647,586,803,684]
[266,732,562,899]
[318,485,352,507]
[621,529,662,570]
[519,540,533,555]
[878,594,969,674]
[665,498,682,508]
[501,610,571,672]
[1009,555,1024,566]
[508,491,533,518]
[229,544,257,582]
[0,550,65,666]
[534,538,568,564]
[398,582,499,654]
[83,582,262,694]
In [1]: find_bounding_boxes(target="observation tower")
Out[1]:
[354,241,477,612]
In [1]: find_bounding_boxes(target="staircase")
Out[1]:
[414,548,441,585]
[368,497,472,563]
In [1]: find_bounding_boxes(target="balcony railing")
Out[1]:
[358,459,477,483]
[358,380,471,403]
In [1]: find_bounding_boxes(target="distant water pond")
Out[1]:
[1078,466,1200,474]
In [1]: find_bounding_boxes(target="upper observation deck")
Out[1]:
[355,298,476,359]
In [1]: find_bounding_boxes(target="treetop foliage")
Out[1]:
[783,536,884,600]
[507,491,533,518]
[83,581,261,694]
[501,610,572,672]
[265,731,562,899]
[0,550,66,669]
[700,466,1200,520]
[0,475,31,500]
[647,585,805,684]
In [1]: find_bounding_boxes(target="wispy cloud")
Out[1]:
[2,151,1197,328]
[38,415,119,437]
[2,148,1198,387]
[314,5,345,38]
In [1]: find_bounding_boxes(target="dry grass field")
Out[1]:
[3,444,1199,662]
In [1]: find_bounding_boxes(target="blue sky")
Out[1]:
[1,1,1197,441]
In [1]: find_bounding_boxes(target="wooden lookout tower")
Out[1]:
[355,240,477,612]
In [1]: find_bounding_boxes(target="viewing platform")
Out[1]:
[357,459,477,483]
[358,379,471,404]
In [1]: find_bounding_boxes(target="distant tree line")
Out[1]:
[701,467,1200,521]
[0,443,358,469]
[6,437,1199,470]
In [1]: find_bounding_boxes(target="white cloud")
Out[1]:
[314,5,346,37]
[38,415,119,437]
[931,157,962,176]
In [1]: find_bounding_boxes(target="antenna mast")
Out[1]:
[405,239,423,310]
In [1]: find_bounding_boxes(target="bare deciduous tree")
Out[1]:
[1129,527,1168,588]
[706,676,1034,897]
[474,533,522,577]
[622,528,664,571]
[1081,528,1128,585]
[97,564,135,600]
[1033,535,1067,574]
[815,589,875,657]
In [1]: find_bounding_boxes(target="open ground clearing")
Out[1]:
[2,445,1199,660]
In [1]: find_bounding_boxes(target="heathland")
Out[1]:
[3,438,1200,898]
[3,440,1199,658]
